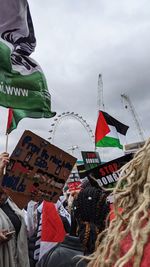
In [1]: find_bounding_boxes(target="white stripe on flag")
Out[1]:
[106,125,126,144]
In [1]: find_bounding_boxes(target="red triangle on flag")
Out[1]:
[95,111,110,143]
[41,201,66,242]
[6,108,13,133]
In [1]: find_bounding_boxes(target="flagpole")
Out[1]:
[5,133,9,153]
[3,133,9,175]
[97,73,105,160]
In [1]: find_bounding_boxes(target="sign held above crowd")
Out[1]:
[78,153,133,187]
[81,151,101,170]
[0,130,76,208]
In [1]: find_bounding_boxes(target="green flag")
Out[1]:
[6,108,53,134]
[0,0,55,118]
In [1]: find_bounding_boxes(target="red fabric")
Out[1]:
[120,234,150,267]
[109,207,150,267]
[109,204,123,221]
[41,201,66,242]
[6,108,13,133]
[95,111,110,143]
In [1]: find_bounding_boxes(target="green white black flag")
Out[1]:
[0,0,55,117]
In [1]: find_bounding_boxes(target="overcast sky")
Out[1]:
[0,0,150,161]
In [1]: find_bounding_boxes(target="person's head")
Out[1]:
[71,186,109,254]
[87,138,150,267]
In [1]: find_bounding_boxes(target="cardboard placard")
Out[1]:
[1,130,76,208]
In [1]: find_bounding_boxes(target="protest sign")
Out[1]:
[67,171,81,193]
[81,151,101,170]
[68,181,81,193]
[77,154,133,187]
[77,164,87,179]
[1,130,76,208]
[86,154,133,187]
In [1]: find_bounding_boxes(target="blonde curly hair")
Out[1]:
[86,138,150,267]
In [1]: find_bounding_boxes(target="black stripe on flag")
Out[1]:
[101,111,129,135]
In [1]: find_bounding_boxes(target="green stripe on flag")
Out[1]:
[96,136,123,149]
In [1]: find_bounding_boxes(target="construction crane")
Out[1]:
[121,93,145,142]
[97,74,105,112]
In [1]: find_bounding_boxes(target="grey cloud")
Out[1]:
[1,0,150,161]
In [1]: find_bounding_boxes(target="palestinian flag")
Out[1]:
[34,201,66,261]
[6,108,53,134]
[95,111,129,149]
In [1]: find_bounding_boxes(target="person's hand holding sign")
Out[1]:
[0,152,9,177]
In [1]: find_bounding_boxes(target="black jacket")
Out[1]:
[37,235,87,267]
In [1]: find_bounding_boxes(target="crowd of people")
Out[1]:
[0,138,150,267]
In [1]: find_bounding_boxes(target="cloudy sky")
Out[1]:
[0,0,150,161]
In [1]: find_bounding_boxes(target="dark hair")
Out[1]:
[71,186,110,254]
